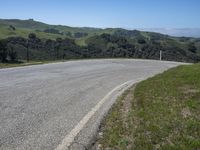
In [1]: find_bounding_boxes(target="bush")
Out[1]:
[0,40,8,62]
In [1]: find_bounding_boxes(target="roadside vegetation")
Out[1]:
[96,64,200,150]
[0,61,55,69]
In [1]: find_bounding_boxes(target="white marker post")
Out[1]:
[160,50,162,61]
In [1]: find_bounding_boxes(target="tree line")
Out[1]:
[0,33,199,63]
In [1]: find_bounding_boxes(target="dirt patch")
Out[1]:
[90,85,136,150]
[121,86,135,128]
[179,85,199,95]
[181,107,192,118]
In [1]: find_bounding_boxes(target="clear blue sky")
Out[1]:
[0,0,200,28]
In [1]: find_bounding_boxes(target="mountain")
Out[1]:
[0,19,200,63]
[139,28,200,38]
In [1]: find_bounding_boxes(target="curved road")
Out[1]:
[0,59,184,150]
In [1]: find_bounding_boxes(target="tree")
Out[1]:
[28,33,36,39]
[188,42,197,53]
[8,46,17,61]
[0,40,7,63]
[137,37,146,44]
[9,25,16,31]
[44,28,60,34]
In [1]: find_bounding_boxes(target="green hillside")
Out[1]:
[0,19,105,41]
[0,19,200,63]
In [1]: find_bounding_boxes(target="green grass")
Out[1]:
[75,37,89,46]
[0,61,46,69]
[0,19,107,43]
[98,64,200,150]
[0,26,66,40]
[0,25,105,46]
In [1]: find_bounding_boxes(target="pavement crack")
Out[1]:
[69,141,88,150]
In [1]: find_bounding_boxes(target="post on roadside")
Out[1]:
[160,50,162,61]
[26,40,29,62]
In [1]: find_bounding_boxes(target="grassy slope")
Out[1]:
[0,25,65,40]
[98,64,200,150]
[0,24,118,46]
[0,19,105,41]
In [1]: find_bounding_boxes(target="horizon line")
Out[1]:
[1,18,200,30]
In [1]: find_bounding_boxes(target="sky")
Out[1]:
[0,0,200,28]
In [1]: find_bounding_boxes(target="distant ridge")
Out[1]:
[139,28,200,38]
[0,19,200,38]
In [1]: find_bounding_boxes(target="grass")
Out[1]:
[97,64,200,150]
[0,26,103,46]
[0,61,46,69]
[0,26,65,40]
[75,37,88,46]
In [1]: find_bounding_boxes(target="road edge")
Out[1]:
[55,79,144,150]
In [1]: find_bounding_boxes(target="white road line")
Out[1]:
[55,79,143,150]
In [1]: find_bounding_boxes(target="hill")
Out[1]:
[0,19,104,42]
[0,19,200,63]
[139,28,200,38]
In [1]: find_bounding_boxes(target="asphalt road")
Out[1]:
[0,59,184,150]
